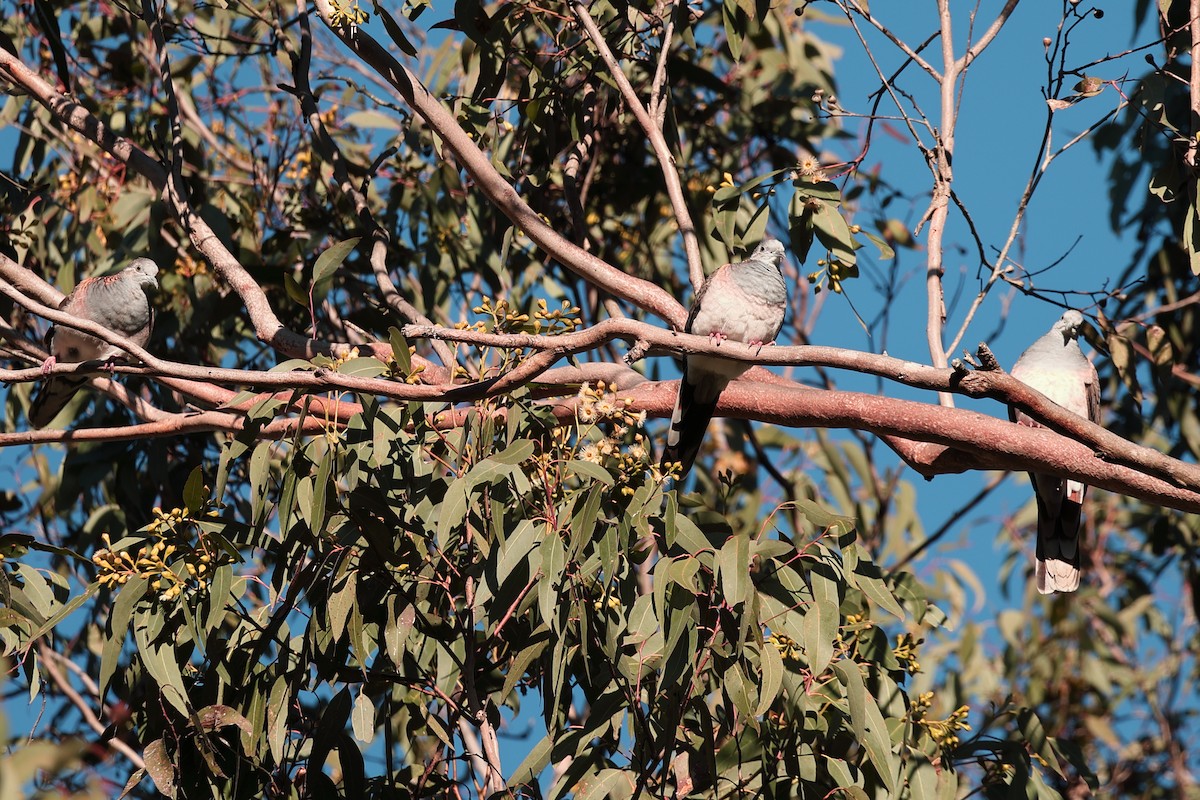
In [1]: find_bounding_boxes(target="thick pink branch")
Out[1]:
[9,251,1192,506]
[624,380,1200,513]
[401,318,1200,492]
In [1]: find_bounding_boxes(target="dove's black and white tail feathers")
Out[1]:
[1008,407,1085,594]
[1030,472,1083,594]
[661,372,724,478]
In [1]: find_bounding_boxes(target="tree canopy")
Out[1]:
[0,0,1198,798]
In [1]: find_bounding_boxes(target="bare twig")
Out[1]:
[37,646,145,769]
[1189,0,1200,172]
[648,1,681,124]
[844,0,942,80]
[460,577,505,796]
[571,2,705,289]
[960,0,1021,68]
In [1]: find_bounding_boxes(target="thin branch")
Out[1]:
[36,645,146,769]
[921,0,957,406]
[1189,0,1200,172]
[945,80,1127,356]
[648,1,681,125]
[960,0,1022,68]
[571,1,704,290]
[0,409,336,447]
[893,472,1007,568]
[843,0,943,80]
[460,576,505,796]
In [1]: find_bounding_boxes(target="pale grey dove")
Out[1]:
[29,258,159,429]
[1008,309,1101,594]
[661,239,788,477]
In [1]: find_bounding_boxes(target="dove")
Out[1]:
[661,239,788,478]
[28,258,159,429]
[1008,309,1101,594]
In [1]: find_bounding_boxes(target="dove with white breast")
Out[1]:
[1008,309,1101,594]
[661,239,788,478]
[29,258,160,429]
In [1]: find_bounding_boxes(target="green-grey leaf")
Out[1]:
[832,661,898,793]
[313,237,361,286]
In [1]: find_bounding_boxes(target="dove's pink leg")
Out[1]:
[39,355,57,376]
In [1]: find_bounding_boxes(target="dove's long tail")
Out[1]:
[29,376,88,429]
[661,373,727,479]
[1032,474,1083,594]
[1010,410,1085,594]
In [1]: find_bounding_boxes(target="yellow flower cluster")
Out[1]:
[808,258,853,295]
[576,436,647,463]
[983,760,1016,784]
[533,298,582,334]
[473,297,529,333]
[922,704,971,749]
[910,691,971,748]
[176,252,207,278]
[456,297,581,339]
[576,381,646,429]
[590,593,622,613]
[318,104,339,128]
[578,434,651,495]
[328,0,369,31]
[328,347,360,370]
[91,508,219,601]
[285,150,313,183]
[573,381,652,493]
[56,172,80,210]
[54,162,121,215]
[766,632,804,663]
[892,632,923,675]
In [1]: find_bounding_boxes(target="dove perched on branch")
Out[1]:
[661,239,788,478]
[29,258,160,429]
[1008,309,1101,594]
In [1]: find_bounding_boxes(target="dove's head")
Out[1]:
[750,238,786,268]
[1054,309,1085,343]
[125,258,160,295]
